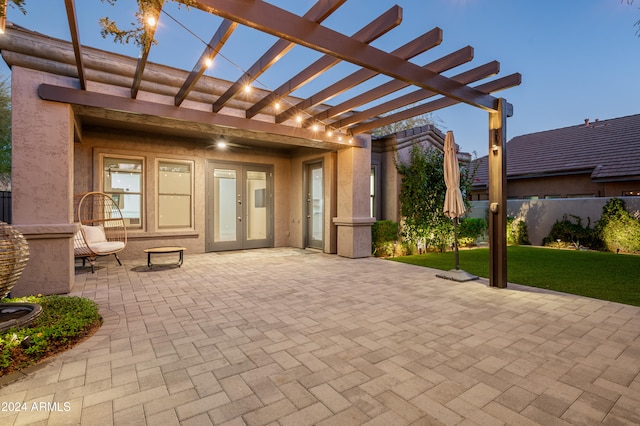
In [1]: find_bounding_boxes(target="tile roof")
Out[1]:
[473,113,640,187]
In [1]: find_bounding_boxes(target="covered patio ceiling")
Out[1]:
[21,0,521,150]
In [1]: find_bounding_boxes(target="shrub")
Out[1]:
[507,217,531,245]
[542,214,601,249]
[371,220,399,256]
[458,217,487,247]
[596,198,640,254]
[1,295,101,374]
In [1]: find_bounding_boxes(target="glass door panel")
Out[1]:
[213,168,239,243]
[246,170,267,241]
[306,162,324,250]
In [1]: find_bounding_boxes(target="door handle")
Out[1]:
[238,216,242,221]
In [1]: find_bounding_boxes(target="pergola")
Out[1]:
[29,0,519,288]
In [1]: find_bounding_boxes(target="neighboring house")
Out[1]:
[471,114,640,200]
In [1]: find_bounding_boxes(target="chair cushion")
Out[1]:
[88,241,125,254]
[82,225,107,244]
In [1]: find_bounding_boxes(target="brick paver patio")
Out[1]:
[1,248,639,425]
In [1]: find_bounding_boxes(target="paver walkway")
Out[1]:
[1,248,639,425]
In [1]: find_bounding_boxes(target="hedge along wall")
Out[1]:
[468,197,640,246]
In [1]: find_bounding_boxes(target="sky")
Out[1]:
[1,0,639,157]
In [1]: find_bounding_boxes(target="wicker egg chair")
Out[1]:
[74,192,127,273]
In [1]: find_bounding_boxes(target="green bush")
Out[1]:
[1,295,101,374]
[372,220,399,256]
[458,217,487,247]
[507,217,531,245]
[542,214,601,249]
[596,198,640,254]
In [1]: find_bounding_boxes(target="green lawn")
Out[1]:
[391,246,640,307]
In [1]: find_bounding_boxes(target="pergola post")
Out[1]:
[488,98,509,288]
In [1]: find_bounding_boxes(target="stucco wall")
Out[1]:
[469,197,640,246]
[11,67,77,296]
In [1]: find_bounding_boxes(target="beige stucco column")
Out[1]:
[11,68,76,296]
[333,134,375,258]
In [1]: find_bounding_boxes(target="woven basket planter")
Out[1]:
[0,222,29,299]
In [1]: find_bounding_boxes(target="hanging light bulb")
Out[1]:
[274,101,281,111]
[205,57,213,68]
[327,130,334,137]
[295,115,303,123]
[244,84,251,93]
[146,15,157,27]
[311,124,319,132]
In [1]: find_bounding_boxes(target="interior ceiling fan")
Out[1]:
[206,136,253,151]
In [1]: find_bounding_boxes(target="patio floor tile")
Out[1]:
[0,248,638,425]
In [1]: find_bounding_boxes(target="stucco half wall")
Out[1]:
[469,197,640,246]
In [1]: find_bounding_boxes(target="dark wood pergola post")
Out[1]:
[488,98,510,288]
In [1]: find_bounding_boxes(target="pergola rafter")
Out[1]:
[131,0,164,98]
[64,0,86,90]
[174,18,237,107]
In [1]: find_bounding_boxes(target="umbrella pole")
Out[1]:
[454,217,460,270]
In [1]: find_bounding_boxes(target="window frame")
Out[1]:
[100,153,145,231]
[156,158,195,231]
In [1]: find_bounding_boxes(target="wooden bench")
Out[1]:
[143,246,186,268]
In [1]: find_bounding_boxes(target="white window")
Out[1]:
[102,156,143,229]
[158,160,193,229]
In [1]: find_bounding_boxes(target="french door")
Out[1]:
[206,162,273,251]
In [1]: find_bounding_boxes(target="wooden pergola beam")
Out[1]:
[64,0,86,90]
[174,19,237,106]
[245,5,402,119]
[37,83,363,149]
[275,28,442,124]
[193,0,498,111]
[349,72,520,135]
[131,0,164,99]
[306,46,474,128]
[211,0,346,112]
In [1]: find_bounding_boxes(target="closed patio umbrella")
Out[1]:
[437,131,478,282]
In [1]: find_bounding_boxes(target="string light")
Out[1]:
[160,8,352,143]
[146,16,157,27]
